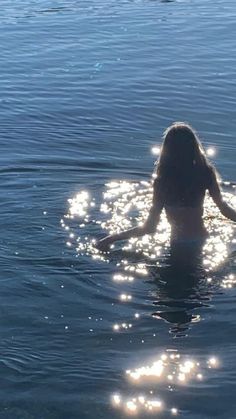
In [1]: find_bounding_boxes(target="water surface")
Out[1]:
[1,0,236,417]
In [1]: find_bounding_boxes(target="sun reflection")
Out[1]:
[221,274,236,289]
[151,146,161,156]
[112,394,121,406]
[113,274,134,282]
[67,191,91,218]
[207,357,219,368]
[120,294,132,301]
[171,408,178,415]
[112,393,166,415]
[113,323,132,331]
[112,352,220,415]
[127,359,164,381]
[201,189,235,271]
[206,147,216,157]
[126,400,137,413]
[126,352,219,386]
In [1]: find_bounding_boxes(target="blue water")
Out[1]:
[1,0,236,417]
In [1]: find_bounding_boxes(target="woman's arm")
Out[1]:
[96,179,164,251]
[208,170,236,222]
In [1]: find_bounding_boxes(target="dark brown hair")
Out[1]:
[155,122,215,200]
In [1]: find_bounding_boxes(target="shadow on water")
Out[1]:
[119,239,236,337]
[152,242,236,339]
[108,241,217,337]
[148,243,211,337]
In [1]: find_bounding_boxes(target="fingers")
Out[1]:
[96,238,111,252]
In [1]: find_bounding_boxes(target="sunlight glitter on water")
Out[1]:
[67,191,92,219]
[120,293,132,301]
[113,274,134,282]
[221,274,236,289]
[125,352,215,385]
[112,393,175,416]
[111,352,219,416]
[206,147,217,157]
[151,145,161,156]
[113,323,132,331]
[152,146,216,158]
[63,180,236,278]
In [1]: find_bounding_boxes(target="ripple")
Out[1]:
[1,0,236,416]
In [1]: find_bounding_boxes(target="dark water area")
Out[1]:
[1,0,236,417]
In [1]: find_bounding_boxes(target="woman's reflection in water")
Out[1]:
[150,241,211,337]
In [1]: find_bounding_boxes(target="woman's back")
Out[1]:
[154,123,214,242]
[165,206,206,242]
[156,170,210,242]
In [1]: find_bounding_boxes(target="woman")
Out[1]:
[97,122,236,252]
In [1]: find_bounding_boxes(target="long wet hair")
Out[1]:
[155,122,215,201]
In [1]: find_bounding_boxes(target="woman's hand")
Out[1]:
[96,236,113,252]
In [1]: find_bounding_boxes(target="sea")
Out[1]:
[1,0,236,418]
